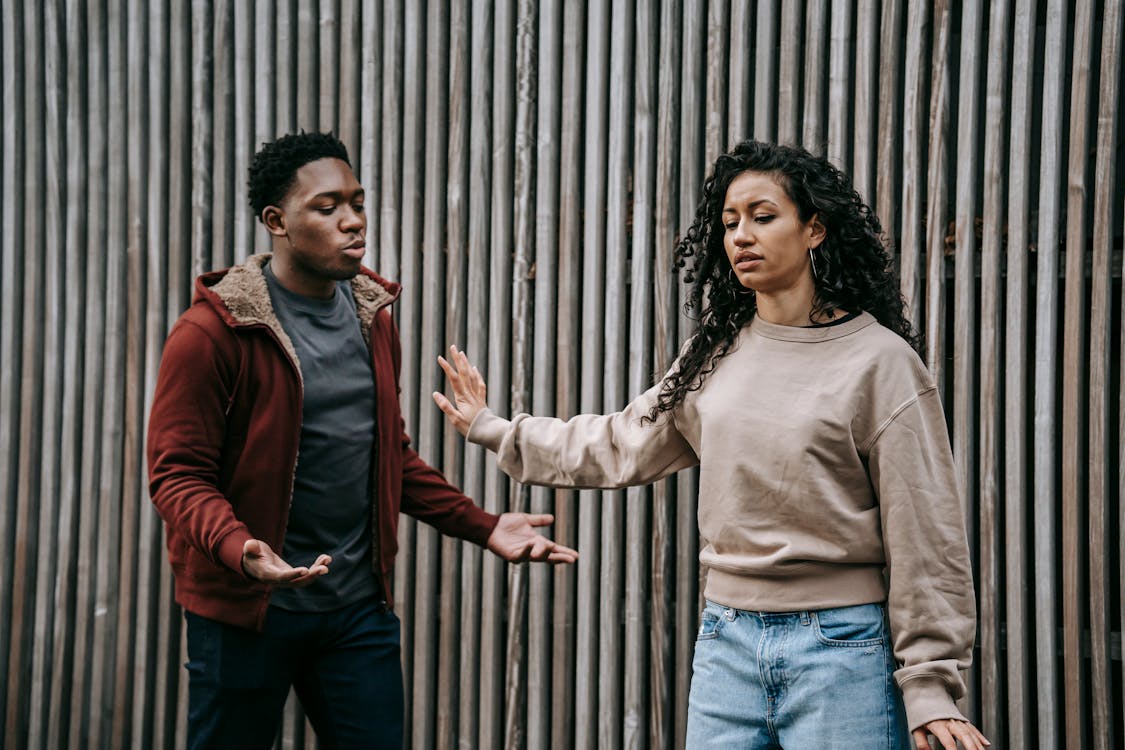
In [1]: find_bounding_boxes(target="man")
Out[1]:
[147,131,577,749]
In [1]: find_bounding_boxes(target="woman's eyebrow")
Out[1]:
[723,199,775,213]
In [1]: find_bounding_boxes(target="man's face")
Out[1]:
[266,157,366,293]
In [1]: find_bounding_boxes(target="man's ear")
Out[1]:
[808,214,827,249]
[262,206,286,237]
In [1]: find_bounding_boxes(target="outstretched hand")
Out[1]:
[241,538,331,588]
[433,345,488,437]
[487,513,579,565]
[914,718,990,750]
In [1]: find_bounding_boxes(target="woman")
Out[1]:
[433,141,988,750]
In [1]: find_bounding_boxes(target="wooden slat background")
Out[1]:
[2,1,1123,748]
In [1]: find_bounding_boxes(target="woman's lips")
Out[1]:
[734,252,762,271]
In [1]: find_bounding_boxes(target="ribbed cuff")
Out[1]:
[898,673,968,732]
[216,527,254,577]
[467,408,510,451]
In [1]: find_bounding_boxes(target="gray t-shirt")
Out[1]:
[263,264,381,611]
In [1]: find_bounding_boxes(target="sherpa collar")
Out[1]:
[195,253,400,381]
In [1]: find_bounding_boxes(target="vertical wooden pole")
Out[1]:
[549,3,585,746]
[458,3,492,746]
[978,0,1011,742]
[1034,1,1068,744]
[1003,0,1038,743]
[574,1,610,746]
[1088,3,1123,747]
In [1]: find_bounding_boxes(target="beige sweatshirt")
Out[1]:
[467,312,975,732]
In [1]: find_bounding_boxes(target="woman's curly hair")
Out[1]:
[247,131,351,220]
[645,140,921,423]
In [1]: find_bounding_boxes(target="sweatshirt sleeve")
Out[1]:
[146,318,254,576]
[466,379,698,489]
[866,387,976,732]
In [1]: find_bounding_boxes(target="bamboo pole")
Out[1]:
[924,0,950,393]
[254,0,276,255]
[296,0,317,129]
[675,3,706,745]
[776,0,801,145]
[358,0,379,267]
[46,1,89,746]
[952,0,983,720]
[338,0,360,160]
[898,0,924,324]
[549,3,585,746]
[157,3,193,746]
[88,1,129,743]
[481,1,516,745]
[599,0,634,746]
[27,0,63,746]
[132,4,170,746]
[827,0,852,166]
[526,1,560,747]
[275,0,295,134]
[875,0,901,255]
[626,0,657,745]
[110,0,150,743]
[977,0,1010,742]
[6,5,42,743]
[0,24,21,714]
[1061,1,1094,743]
[802,0,828,152]
[210,0,233,270]
[753,0,777,142]
[457,2,492,746]
[1033,0,1068,744]
[232,0,253,261]
[317,0,338,132]
[397,0,426,738]
[1003,0,1037,743]
[650,0,682,745]
[412,0,452,744]
[573,0,610,746]
[705,0,726,160]
[853,0,879,202]
[436,3,470,747]
[501,1,538,747]
[68,1,109,744]
[727,0,752,143]
[1088,3,1123,747]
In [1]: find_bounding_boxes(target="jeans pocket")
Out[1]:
[696,602,728,641]
[812,603,885,648]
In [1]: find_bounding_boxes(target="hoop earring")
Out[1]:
[808,247,820,283]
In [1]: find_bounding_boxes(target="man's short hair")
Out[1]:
[247,131,351,221]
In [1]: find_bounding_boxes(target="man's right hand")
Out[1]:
[241,538,331,587]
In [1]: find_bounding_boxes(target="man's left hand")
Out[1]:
[487,513,579,564]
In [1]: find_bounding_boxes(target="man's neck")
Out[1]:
[268,255,336,299]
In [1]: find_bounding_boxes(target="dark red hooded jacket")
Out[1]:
[147,254,499,631]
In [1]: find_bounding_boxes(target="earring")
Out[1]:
[808,247,820,282]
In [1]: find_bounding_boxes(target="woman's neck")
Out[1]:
[756,289,845,327]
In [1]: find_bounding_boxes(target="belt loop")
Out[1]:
[800,610,811,626]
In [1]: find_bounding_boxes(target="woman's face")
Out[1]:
[721,170,824,297]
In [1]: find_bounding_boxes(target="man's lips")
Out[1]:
[343,240,366,258]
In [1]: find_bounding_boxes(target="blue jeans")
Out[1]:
[685,601,911,749]
[184,597,403,750]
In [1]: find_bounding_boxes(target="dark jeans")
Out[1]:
[184,597,404,750]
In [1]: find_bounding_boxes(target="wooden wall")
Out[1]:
[1,0,1122,748]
